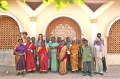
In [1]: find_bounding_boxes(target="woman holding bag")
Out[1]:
[58,40,68,75]
[14,38,26,76]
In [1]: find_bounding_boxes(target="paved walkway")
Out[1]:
[0,66,120,79]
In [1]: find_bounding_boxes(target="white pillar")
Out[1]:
[91,19,98,47]
[30,17,37,37]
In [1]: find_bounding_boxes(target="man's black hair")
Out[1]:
[84,39,88,42]
[97,33,101,36]
[18,38,23,42]
[51,37,56,39]
[22,32,28,35]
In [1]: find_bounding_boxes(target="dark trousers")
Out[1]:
[83,61,92,74]
[67,55,71,70]
[102,57,107,71]
[34,55,37,66]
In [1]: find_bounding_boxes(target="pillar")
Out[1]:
[91,19,98,47]
[30,17,37,37]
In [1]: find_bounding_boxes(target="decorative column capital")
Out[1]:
[91,19,98,23]
[30,17,37,21]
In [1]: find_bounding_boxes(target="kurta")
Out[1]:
[94,45,104,58]
[94,44,104,73]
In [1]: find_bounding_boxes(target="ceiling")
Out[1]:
[25,0,108,3]
[23,0,110,11]
[84,0,107,3]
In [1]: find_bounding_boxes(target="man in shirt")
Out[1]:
[94,39,104,75]
[81,40,93,77]
[94,33,107,72]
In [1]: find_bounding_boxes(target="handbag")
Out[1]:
[67,50,71,54]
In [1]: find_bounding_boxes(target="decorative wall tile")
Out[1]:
[46,17,81,40]
[0,16,21,49]
[107,20,120,53]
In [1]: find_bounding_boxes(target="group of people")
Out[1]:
[13,32,107,77]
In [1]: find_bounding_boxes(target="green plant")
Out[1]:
[0,0,9,11]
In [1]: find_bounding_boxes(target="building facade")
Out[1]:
[0,0,120,66]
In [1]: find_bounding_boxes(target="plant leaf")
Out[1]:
[68,0,73,4]
[0,0,9,11]
[75,0,84,5]
[1,1,8,7]
[24,0,26,3]
[56,4,60,11]
[60,0,67,8]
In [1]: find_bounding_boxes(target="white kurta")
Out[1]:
[94,44,104,73]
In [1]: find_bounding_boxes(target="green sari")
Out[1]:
[66,42,72,70]
[50,42,59,72]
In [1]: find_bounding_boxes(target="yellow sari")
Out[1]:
[70,44,79,71]
[58,45,67,75]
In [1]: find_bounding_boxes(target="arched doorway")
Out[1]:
[46,17,81,40]
[0,16,21,49]
[107,19,120,53]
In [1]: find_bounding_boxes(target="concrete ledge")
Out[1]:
[106,53,120,65]
[0,49,15,66]
[0,65,15,73]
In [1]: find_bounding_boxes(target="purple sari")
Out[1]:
[15,44,26,73]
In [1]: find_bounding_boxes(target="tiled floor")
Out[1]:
[0,68,120,79]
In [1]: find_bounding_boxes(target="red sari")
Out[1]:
[38,46,48,72]
[26,42,36,72]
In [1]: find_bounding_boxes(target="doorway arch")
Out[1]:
[107,19,120,53]
[0,16,21,49]
[46,17,82,40]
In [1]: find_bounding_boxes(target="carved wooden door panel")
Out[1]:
[0,16,21,49]
[107,20,120,53]
[46,17,81,40]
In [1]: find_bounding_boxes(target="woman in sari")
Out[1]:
[22,32,28,45]
[14,38,26,76]
[46,37,51,69]
[26,37,36,72]
[58,40,68,75]
[36,34,43,70]
[38,41,48,73]
[76,39,83,71]
[36,34,43,48]
[49,37,59,72]
[70,40,79,72]
[66,37,72,70]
